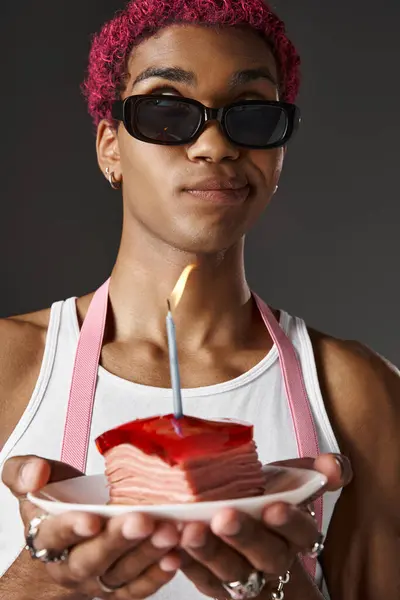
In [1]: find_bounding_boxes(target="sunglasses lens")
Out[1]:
[136,97,201,143]
[225,104,288,147]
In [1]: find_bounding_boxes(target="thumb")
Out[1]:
[1,455,84,498]
[268,457,316,470]
[313,453,353,491]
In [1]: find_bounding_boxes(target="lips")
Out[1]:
[184,176,248,191]
[182,176,250,204]
[184,186,250,204]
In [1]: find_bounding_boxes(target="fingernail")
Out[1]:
[334,454,345,475]
[219,519,241,537]
[73,519,97,537]
[122,516,152,540]
[152,529,178,549]
[20,462,38,488]
[187,529,207,548]
[265,504,290,526]
[159,555,179,572]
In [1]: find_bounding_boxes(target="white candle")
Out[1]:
[166,302,183,419]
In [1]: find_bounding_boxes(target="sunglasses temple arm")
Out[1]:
[111,101,124,122]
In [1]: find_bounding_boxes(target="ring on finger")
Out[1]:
[97,574,125,594]
[307,532,325,558]
[25,514,70,564]
[222,570,266,600]
[305,503,316,521]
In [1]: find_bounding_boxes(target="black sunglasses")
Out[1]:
[111,95,301,149]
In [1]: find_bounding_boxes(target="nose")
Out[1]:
[186,121,240,163]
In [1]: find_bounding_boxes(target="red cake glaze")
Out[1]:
[96,414,253,466]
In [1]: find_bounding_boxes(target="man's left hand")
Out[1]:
[177,452,352,599]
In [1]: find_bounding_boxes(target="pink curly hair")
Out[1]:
[81,0,301,130]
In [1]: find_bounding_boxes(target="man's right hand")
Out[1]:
[1,455,181,599]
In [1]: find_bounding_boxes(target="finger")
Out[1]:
[2,455,83,498]
[211,509,291,577]
[314,453,353,490]
[262,503,319,551]
[123,561,178,600]
[181,522,250,583]
[179,551,227,600]
[58,512,157,584]
[158,550,182,573]
[269,457,315,470]
[96,521,179,588]
[25,511,104,556]
[270,453,353,492]
[19,497,47,529]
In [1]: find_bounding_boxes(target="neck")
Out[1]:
[107,225,253,349]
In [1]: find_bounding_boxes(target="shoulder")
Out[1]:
[285,310,399,427]
[0,308,52,448]
[307,326,399,516]
[0,308,51,376]
[0,294,94,449]
[307,327,400,436]
[0,291,94,372]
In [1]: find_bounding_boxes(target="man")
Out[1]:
[0,1,399,599]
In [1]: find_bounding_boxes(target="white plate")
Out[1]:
[28,466,326,522]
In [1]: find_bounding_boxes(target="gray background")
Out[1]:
[1,1,399,363]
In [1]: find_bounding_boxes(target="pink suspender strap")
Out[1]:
[60,279,110,472]
[254,294,323,578]
[253,295,321,459]
[61,282,322,579]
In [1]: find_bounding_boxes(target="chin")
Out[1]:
[163,228,245,255]
[163,206,254,251]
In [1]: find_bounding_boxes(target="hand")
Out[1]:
[179,452,352,599]
[2,455,181,599]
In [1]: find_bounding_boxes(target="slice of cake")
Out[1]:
[95,414,265,505]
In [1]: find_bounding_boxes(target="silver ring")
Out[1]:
[25,514,70,564]
[307,532,325,558]
[222,570,266,600]
[306,503,316,520]
[97,575,125,594]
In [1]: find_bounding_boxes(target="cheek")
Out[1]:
[250,148,284,189]
[121,137,176,190]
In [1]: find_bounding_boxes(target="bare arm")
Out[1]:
[311,332,400,599]
[0,318,88,599]
[0,551,87,600]
[0,316,48,449]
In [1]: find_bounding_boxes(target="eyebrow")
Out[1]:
[132,67,196,88]
[229,67,278,88]
[131,66,278,90]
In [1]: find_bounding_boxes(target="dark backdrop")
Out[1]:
[1,1,399,363]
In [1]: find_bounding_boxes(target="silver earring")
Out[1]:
[274,185,279,194]
[105,167,122,190]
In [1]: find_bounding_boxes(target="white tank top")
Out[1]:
[0,296,341,598]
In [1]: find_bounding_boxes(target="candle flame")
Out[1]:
[169,264,196,311]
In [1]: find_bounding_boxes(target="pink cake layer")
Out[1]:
[104,440,265,505]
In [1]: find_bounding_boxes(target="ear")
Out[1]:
[96,120,122,184]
